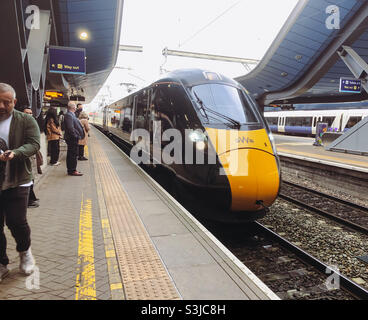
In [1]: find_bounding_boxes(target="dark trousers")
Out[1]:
[49,139,60,164]
[28,183,37,203]
[66,139,79,174]
[0,186,31,266]
[78,145,85,158]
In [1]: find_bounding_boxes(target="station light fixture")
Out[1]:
[79,31,89,40]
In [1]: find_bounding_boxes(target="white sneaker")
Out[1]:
[19,248,35,275]
[0,263,9,282]
[52,162,61,166]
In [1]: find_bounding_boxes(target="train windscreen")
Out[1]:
[191,84,258,127]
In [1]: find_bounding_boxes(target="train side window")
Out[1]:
[322,116,335,128]
[135,91,148,129]
[266,117,278,126]
[346,116,362,129]
[153,86,176,132]
[122,106,132,133]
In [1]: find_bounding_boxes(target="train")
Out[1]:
[93,69,281,222]
[264,109,368,136]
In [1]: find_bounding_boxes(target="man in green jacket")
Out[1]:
[0,83,40,282]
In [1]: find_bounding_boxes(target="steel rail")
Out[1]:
[254,222,368,300]
[283,180,368,212]
[279,183,368,236]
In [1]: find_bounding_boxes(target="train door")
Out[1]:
[312,116,322,135]
[278,116,285,133]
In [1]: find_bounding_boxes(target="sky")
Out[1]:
[88,0,299,111]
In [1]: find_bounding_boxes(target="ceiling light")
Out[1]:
[79,32,89,40]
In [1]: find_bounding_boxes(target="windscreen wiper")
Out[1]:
[193,91,241,129]
[193,91,210,122]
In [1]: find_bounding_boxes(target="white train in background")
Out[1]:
[264,109,368,136]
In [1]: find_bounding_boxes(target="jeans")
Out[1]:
[0,186,31,266]
[49,139,60,165]
[66,138,79,173]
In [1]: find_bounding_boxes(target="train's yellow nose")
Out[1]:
[218,148,279,211]
[205,128,280,212]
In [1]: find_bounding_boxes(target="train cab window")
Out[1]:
[346,116,362,129]
[191,84,258,127]
[134,92,148,129]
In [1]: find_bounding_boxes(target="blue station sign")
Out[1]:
[49,46,86,75]
[339,78,362,93]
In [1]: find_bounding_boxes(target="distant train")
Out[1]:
[93,69,281,222]
[264,109,368,136]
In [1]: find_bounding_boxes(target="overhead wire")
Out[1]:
[179,0,243,48]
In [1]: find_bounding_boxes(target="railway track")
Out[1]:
[96,127,368,299]
[280,181,368,235]
[207,221,368,300]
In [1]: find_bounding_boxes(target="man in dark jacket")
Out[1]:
[64,102,85,176]
[0,83,40,281]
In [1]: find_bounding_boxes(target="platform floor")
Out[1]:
[274,134,368,172]
[0,127,278,300]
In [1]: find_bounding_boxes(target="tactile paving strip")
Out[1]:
[90,134,180,300]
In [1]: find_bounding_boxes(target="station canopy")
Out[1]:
[47,0,123,104]
[235,0,368,106]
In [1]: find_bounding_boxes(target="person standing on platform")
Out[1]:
[64,102,85,176]
[78,111,90,161]
[0,83,40,280]
[75,103,83,119]
[45,108,62,166]
[22,107,42,208]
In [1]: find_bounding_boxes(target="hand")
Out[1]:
[0,150,14,162]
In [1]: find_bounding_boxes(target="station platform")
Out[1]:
[0,126,278,300]
[274,134,368,173]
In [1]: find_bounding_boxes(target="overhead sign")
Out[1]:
[45,91,63,98]
[339,78,362,93]
[49,46,86,75]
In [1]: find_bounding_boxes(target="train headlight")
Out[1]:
[189,130,207,151]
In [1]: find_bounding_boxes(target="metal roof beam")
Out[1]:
[338,45,368,94]
[119,45,143,52]
[162,47,259,65]
[252,1,368,106]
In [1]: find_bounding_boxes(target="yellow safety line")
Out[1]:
[75,194,96,300]
[277,147,368,168]
[85,145,89,158]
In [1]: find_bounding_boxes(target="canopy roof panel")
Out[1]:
[236,0,368,106]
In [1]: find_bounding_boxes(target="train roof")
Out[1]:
[153,68,241,88]
[107,69,244,109]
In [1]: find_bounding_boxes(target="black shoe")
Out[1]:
[28,201,39,208]
[78,157,88,161]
